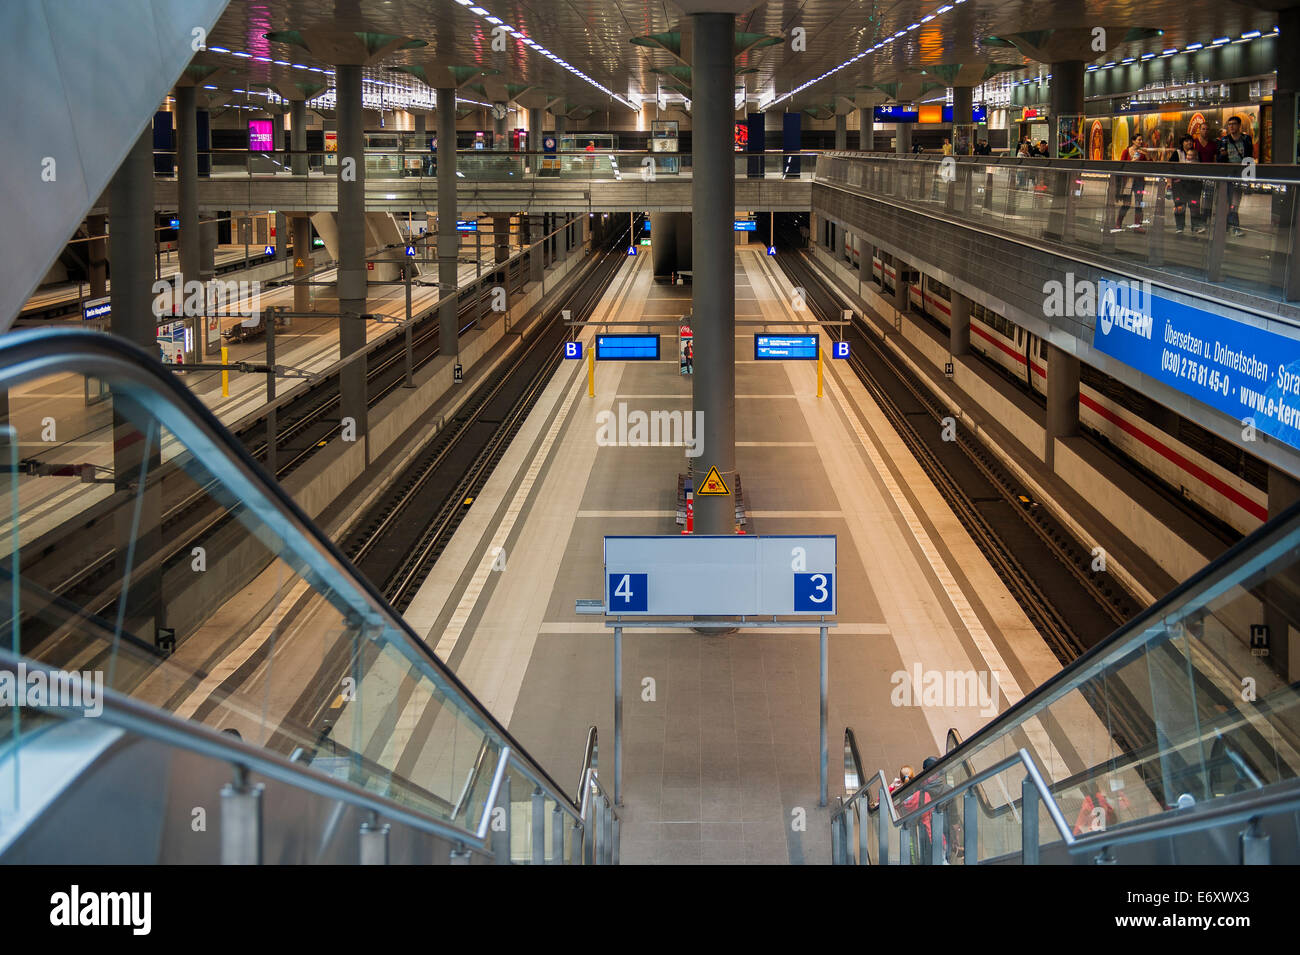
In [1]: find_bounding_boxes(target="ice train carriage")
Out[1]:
[861,247,1267,535]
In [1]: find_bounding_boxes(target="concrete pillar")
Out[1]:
[1266,465,1300,681]
[554,114,566,143]
[892,259,909,312]
[493,215,510,263]
[336,63,368,442]
[292,215,311,313]
[493,103,508,148]
[528,107,542,152]
[529,215,544,283]
[175,84,201,358]
[413,111,426,145]
[895,122,911,154]
[952,85,973,154]
[1275,9,1300,165]
[1045,344,1080,467]
[858,108,874,151]
[834,113,847,151]
[290,99,308,176]
[691,11,736,535]
[87,213,107,298]
[437,88,459,358]
[1048,61,1084,157]
[109,129,157,351]
[108,126,162,641]
[950,291,970,356]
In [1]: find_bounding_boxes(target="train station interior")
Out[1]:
[3,0,1300,888]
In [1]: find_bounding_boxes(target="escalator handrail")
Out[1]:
[0,327,582,818]
[0,650,488,850]
[881,488,1300,808]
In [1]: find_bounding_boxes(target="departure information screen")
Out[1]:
[596,334,661,360]
[755,335,819,360]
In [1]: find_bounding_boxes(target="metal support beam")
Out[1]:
[438,88,459,359]
[336,63,368,444]
[176,84,201,359]
[690,10,737,534]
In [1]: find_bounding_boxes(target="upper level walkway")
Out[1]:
[140,150,816,214]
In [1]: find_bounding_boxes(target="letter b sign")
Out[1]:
[564,341,583,359]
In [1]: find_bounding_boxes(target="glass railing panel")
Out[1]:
[816,153,1299,305]
[894,501,1300,853]
[0,336,563,837]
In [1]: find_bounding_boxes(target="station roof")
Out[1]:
[198,1,1281,117]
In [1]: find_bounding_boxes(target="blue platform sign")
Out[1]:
[564,341,583,359]
[263,245,275,256]
[596,334,660,361]
[603,535,836,616]
[405,244,416,257]
[456,220,478,232]
[734,219,757,232]
[755,334,819,360]
[1091,280,1300,451]
[832,341,851,359]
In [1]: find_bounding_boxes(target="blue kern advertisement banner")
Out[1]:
[1091,280,1300,450]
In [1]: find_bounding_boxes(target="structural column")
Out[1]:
[336,63,368,441]
[949,291,970,356]
[892,258,909,313]
[1276,9,1300,165]
[895,121,911,154]
[528,107,542,152]
[108,127,163,642]
[437,88,459,359]
[1045,343,1080,467]
[834,113,847,151]
[290,99,308,175]
[858,108,874,151]
[176,84,202,359]
[691,11,736,534]
[87,213,107,299]
[1048,61,1084,157]
[952,85,973,154]
[273,114,288,261]
[493,103,508,149]
[292,215,311,313]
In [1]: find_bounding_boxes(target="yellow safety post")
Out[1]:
[587,347,595,397]
[817,347,824,398]
[221,346,229,397]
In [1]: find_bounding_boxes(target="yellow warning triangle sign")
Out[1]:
[697,466,730,495]
[295,258,306,269]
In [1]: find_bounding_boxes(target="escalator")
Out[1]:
[832,498,1300,864]
[0,328,617,864]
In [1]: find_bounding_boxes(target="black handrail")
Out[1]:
[0,326,582,816]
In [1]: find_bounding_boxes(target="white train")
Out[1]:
[857,242,1267,536]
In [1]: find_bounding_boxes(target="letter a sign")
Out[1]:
[697,466,730,495]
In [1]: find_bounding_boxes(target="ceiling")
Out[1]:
[196,0,1284,115]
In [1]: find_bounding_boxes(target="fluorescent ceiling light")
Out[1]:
[1241,30,1261,39]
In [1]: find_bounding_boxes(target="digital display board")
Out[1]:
[248,119,273,152]
[456,220,478,232]
[1091,282,1300,457]
[734,120,749,152]
[734,220,757,231]
[596,334,660,361]
[873,105,987,124]
[755,335,819,360]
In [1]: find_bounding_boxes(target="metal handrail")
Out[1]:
[0,651,489,851]
[820,149,1300,185]
[831,734,1075,864]
[0,328,583,825]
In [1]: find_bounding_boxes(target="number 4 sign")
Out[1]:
[608,573,648,611]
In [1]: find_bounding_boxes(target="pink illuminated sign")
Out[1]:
[248,119,273,152]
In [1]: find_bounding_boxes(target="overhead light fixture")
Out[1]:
[1241,30,1261,39]
[1185,42,1203,50]
[1212,37,1229,45]
[469,7,488,15]
[1140,52,1155,60]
